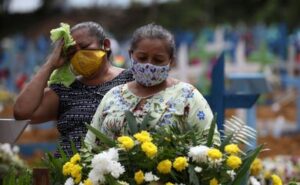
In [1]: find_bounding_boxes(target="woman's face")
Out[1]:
[67,28,101,58]
[131,38,172,66]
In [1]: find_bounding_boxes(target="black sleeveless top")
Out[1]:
[50,69,133,156]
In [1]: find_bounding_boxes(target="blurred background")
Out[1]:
[1,0,300,182]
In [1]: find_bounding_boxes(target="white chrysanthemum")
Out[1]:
[12,145,20,153]
[249,176,261,185]
[208,158,223,168]
[188,145,209,163]
[227,170,236,180]
[0,143,13,156]
[110,161,125,178]
[64,177,74,185]
[144,172,159,182]
[88,169,103,185]
[107,148,119,161]
[88,148,125,184]
[194,166,202,173]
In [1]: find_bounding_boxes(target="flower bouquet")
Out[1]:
[0,143,31,185]
[249,156,300,185]
[45,112,273,185]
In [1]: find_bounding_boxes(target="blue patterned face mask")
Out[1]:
[131,59,170,87]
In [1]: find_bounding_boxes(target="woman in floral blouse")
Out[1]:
[85,23,220,148]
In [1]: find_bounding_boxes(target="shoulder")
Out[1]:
[114,68,134,81]
[49,83,71,96]
[169,81,207,102]
[174,81,201,93]
[103,83,125,98]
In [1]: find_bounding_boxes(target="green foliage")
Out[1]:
[43,111,266,184]
[41,146,69,185]
[206,114,217,147]
[85,123,116,148]
[1,167,32,185]
[231,145,263,185]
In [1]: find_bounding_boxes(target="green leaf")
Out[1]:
[104,174,122,185]
[70,139,78,155]
[188,165,200,185]
[140,112,154,130]
[219,133,234,152]
[57,144,67,161]
[125,110,138,134]
[85,123,116,147]
[206,113,217,147]
[231,145,263,185]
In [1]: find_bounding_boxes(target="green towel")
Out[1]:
[48,23,76,87]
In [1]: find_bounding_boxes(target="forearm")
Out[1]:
[14,61,55,119]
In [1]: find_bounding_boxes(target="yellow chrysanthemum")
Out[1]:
[226,155,242,169]
[134,131,152,143]
[74,174,82,184]
[224,144,240,155]
[83,178,93,185]
[208,148,222,160]
[250,158,263,176]
[165,182,174,185]
[62,162,74,176]
[264,171,272,179]
[141,141,157,158]
[209,178,218,185]
[70,153,81,164]
[157,159,172,174]
[271,174,283,185]
[70,164,82,182]
[117,136,134,150]
[134,170,144,185]
[173,157,188,171]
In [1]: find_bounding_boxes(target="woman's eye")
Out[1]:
[138,58,147,62]
[154,59,163,63]
[80,44,90,49]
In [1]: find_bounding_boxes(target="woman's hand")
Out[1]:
[46,39,66,69]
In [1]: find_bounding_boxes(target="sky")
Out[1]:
[7,0,175,13]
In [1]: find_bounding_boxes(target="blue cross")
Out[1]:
[205,52,260,131]
[282,76,300,131]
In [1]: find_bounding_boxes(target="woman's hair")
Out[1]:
[71,21,106,44]
[130,23,176,58]
[71,21,111,57]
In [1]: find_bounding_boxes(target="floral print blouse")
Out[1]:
[85,82,220,148]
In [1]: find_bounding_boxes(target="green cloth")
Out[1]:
[48,23,76,87]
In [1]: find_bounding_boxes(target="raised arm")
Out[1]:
[13,40,65,123]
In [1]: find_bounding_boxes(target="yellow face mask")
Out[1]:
[70,50,106,77]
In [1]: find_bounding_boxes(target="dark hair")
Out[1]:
[71,21,106,44]
[71,21,111,58]
[130,23,176,58]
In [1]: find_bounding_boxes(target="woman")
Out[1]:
[13,22,133,156]
[85,23,220,148]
